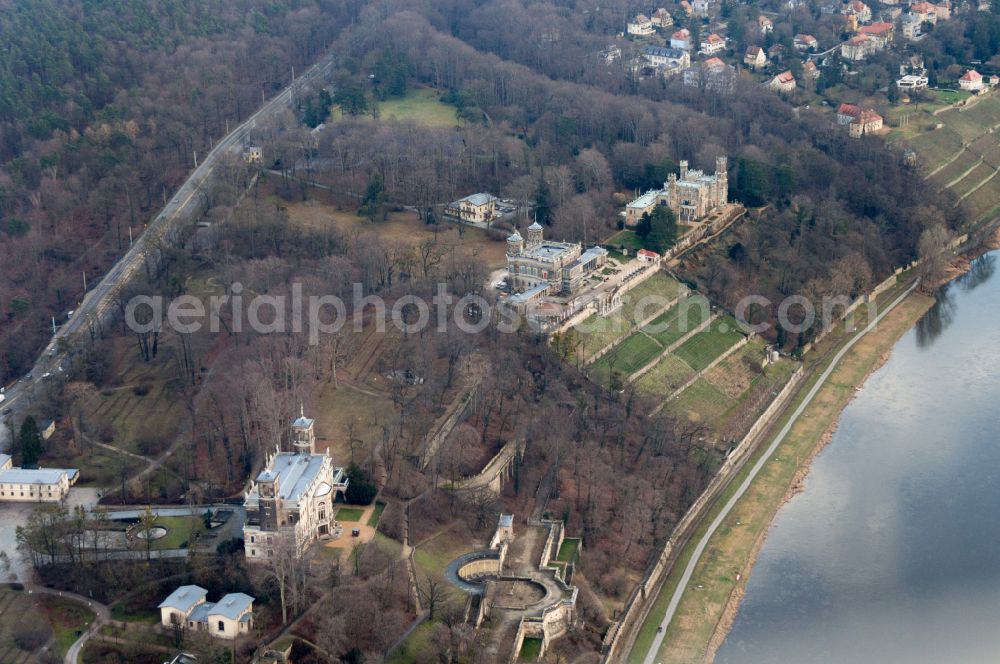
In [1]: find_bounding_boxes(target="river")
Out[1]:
[717,253,1000,663]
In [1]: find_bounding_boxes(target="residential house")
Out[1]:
[700,33,726,55]
[643,45,691,75]
[840,34,876,60]
[901,55,926,76]
[243,412,349,561]
[0,454,78,502]
[960,69,984,91]
[843,0,872,24]
[159,586,255,640]
[744,45,767,69]
[836,104,882,136]
[897,74,929,90]
[803,60,821,79]
[901,14,923,39]
[683,57,736,91]
[637,248,662,264]
[651,8,674,27]
[671,28,692,50]
[769,70,797,92]
[858,21,893,46]
[444,193,498,224]
[693,0,711,17]
[849,109,883,137]
[935,0,952,20]
[627,14,655,36]
[600,44,622,63]
[836,103,862,124]
[768,43,787,60]
[758,15,773,33]
[909,1,938,24]
[794,34,819,50]
[680,0,693,14]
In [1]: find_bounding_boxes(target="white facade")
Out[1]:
[0,454,78,502]
[160,586,254,640]
[243,413,348,561]
[897,75,929,90]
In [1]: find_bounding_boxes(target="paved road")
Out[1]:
[639,281,919,664]
[24,585,112,664]
[0,55,336,437]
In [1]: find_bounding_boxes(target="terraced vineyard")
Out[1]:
[577,271,683,356]
[905,94,1000,223]
[581,286,801,440]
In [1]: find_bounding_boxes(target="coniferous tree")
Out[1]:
[19,416,42,466]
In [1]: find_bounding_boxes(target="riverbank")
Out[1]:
[629,281,936,664]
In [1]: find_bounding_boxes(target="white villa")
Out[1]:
[0,454,78,502]
[159,585,254,640]
[242,412,348,561]
[444,193,498,224]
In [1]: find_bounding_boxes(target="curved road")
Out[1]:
[639,281,919,664]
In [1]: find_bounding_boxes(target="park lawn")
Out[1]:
[639,289,935,664]
[589,331,663,382]
[377,88,459,127]
[413,529,474,583]
[634,354,697,399]
[672,318,744,372]
[40,596,95,656]
[336,507,365,522]
[520,637,543,659]
[147,515,205,550]
[642,294,710,348]
[389,620,440,664]
[664,377,738,428]
[607,229,644,252]
[368,502,386,527]
[372,533,404,559]
[556,538,580,563]
[933,89,971,105]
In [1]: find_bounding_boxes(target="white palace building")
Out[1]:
[242,411,348,561]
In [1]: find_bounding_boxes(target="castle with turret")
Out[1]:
[663,157,728,222]
[505,222,608,300]
[625,156,729,226]
[242,410,348,561]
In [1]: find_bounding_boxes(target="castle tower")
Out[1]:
[506,229,524,256]
[715,156,728,204]
[679,160,689,180]
[257,473,280,530]
[526,221,544,246]
[291,407,316,454]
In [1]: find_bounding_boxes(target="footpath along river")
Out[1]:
[717,252,1000,663]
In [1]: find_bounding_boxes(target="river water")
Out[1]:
[717,253,1000,664]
